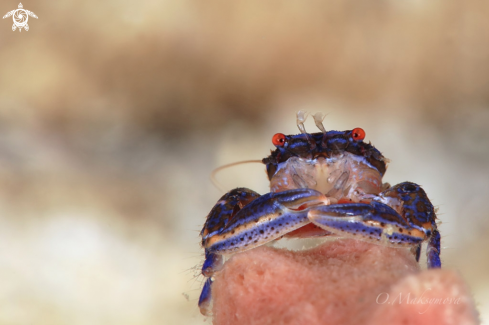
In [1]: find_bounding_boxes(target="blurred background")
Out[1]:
[0,0,488,323]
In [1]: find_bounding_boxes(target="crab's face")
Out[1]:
[262,129,388,202]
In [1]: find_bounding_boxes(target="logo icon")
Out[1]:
[3,3,38,32]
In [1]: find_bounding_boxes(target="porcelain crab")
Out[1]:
[198,112,441,315]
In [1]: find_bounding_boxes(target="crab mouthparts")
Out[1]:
[269,154,383,201]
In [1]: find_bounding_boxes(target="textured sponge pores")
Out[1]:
[211,239,479,325]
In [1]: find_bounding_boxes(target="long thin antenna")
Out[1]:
[210,160,263,192]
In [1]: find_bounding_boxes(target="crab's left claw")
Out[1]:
[309,201,427,246]
[309,199,441,268]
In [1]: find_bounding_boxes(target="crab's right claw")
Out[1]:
[308,201,429,247]
[199,188,328,316]
[203,188,329,255]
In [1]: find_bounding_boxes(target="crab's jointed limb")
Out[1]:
[309,182,441,269]
[198,187,329,315]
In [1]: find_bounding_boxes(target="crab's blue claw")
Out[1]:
[198,188,329,316]
[309,200,442,268]
[309,201,428,247]
[204,188,328,255]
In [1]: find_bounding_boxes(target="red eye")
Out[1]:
[352,128,365,141]
[272,133,286,146]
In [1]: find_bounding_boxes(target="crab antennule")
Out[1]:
[296,110,316,150]
[313,112,327,133]
[313,112,329,146]
[296,110,308,134]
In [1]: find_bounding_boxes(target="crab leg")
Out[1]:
[199,188,328,315]
[203,188,329,256]
[427,228,441,268]
[200,188,262,276]
[309,201,428,247]
[309,182,441,268]
[201,188,261,242]
[383,181,441,268]
[198,277,214,316]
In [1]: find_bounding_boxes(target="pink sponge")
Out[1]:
[211,239,479,325]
